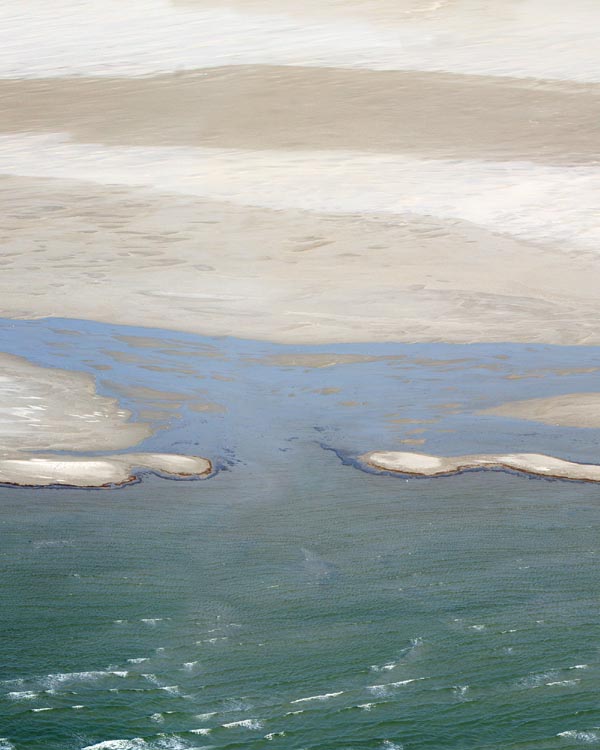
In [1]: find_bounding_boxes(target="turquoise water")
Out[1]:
[1,319,600,749]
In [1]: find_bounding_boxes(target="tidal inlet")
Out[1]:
[2,2,600,749]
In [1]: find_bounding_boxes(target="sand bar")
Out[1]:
[0,453,212,488]
[480,393,600,428]
[0,352,211,487]
[362,451,600,482]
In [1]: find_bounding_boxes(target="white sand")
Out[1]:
[362,451,600,482]
[0,353,150,452]
[0,353,211,487]
[0,454,212,488]
[1,0,599,82]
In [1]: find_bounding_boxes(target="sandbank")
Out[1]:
[0,353,211,487]
[480,393,600,428]
[0,453,212,488]
[362,451,600,482]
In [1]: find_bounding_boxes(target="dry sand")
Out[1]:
[362,450,600,482]
[480,393,600,428]
[0,353,211,486]
[2,175,600,346]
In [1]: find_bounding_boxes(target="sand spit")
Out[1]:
[2,175,600,346]
[0,453,212,488]
[480,393,600,428]
[362,451,600,482]
[1,68,598,164]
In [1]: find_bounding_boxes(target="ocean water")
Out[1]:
[1,319,600,748]
[2,454,600,749]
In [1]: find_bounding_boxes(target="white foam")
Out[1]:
[0,740,15,750]
[194,712,216,721]
[31,707,52,712]
[3,135,597,253]
[189,729,211,736]
[546,679,580,687]
[127,658,149,664]
[1,0,600,82]
[81,741,149,750]
[291,691,343,703]
[357,703,376,711]
[557,730,600,743]
[371,662,396,672]
[222,719,263,729]
[40,670,127,689]
[182,662,198,671]
[7,690,37,700]
[265,732,286,740]
[368,678,423,695]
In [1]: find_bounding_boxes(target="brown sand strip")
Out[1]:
[1,67,599,163]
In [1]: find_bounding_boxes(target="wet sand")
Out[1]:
[362,450,600,482]
[480,393,600,428]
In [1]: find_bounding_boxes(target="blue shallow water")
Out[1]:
[1,318,600,749]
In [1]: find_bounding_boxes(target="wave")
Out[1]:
[290,691,343,703]
[6,690,37,700]
[557,730,600,743]
[222,719,263,729]
[367,678,423,696]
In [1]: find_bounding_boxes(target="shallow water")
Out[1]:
[1,319,600,748]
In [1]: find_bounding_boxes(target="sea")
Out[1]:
[1,318,600,750]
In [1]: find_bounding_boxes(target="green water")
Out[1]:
[2,443,600,750]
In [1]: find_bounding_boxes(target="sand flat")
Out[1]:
[1,175,600,345]
[480,393,600,428]
[0,68,598,164]
[362,450,600,481]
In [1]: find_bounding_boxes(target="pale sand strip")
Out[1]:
[0,353,151,452]
[0,353,211,487]
[2,134,598,251]
[362,451,600,482]
[1,175,600,346]
[1,68,598,163]
[1,0,599,82]
[0,454,212,488]
[480,394,600,428]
